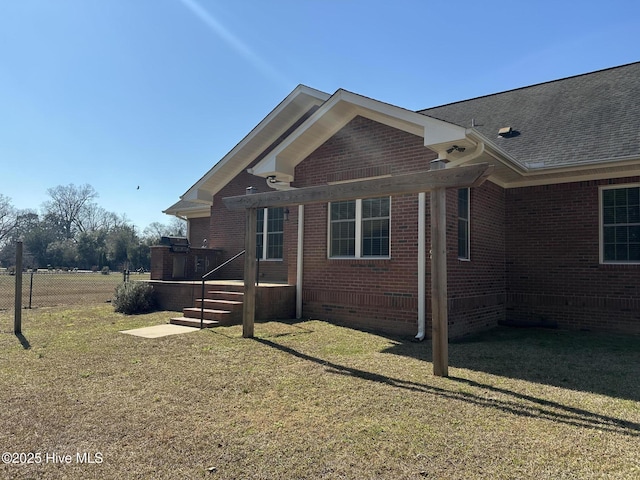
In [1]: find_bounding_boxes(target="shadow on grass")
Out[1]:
[15,332,30,350]
[255,337,640,438]
[383,326,640,402]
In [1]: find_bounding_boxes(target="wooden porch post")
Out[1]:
[430,159,448,377]
[243,207,257,338]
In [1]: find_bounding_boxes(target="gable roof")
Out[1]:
[166,62,640,217]
[420,62,640,171]
[248,88,470,182]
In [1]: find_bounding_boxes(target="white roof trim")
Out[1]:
[163,200,211,218]
[250,89,469,181]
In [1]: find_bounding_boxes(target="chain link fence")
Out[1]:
[0,269,150,312]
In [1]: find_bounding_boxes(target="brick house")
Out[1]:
[164,62,640,338]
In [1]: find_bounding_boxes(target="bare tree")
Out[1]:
[0,194,18,247]
[43,184,98,239]
[168,217,187,236]
[143,218,187,244]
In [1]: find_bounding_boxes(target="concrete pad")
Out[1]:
[120,324,199,338]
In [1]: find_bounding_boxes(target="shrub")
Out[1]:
[113,281,157,314]
[101,266,110,275]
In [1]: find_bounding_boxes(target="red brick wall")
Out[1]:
[448,180,506,338]
[188,217,210,248]
[505,177,640,334]
[289,116,506,338]
[209,170,287,282]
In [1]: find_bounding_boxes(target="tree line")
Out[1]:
[0,184,185,272]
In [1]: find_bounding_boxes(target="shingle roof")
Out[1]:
[419,62,640,169]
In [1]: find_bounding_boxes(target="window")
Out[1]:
[458,188,470,260]
[601,185,640,263]
[329,197,390,258]
[256,207,284,260]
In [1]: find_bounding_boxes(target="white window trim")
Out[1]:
[599,183,640,265]
[327,197,391,259]
[458,187,471,261]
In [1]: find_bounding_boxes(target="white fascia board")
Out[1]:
[421,118,467,147]
[162,204,210,218]
[251,89,472,180]
[249,156,295,182]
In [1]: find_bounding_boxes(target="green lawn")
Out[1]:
[1,305,638,479]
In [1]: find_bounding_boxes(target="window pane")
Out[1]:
[331,218,355,257]
[268,207,284,233]
[330,198,389,258]
[615,244,628,261]
[331,201,355,221]
[362,198,390,257]
[458,188,469,218]
[458,219,469,258]
[603,189,615,207]
[256,208,284,260]
[266,208,283,259]
[362,198,372,218]
[615,206,628,223]
[458,188,470,259]
[602,187,640,263]
[615,226,628,243]
[603,226,615,243]
[603,207,615,224]
[604,244,616,261]
[256,208,265,259]
[256,208,265,233]
[362,197,390,219]
[267,233,283,259]
[362,218,389,256]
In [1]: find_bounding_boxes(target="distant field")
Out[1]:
[0,272,150,310]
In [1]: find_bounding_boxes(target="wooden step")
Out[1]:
[182,307,241,326]
[205,283,245,293]
[169,285,246,329]
[207,290,245,301]
[195,298,243,311]
[169,317,220,328]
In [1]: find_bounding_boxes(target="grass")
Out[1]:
[0,305,638,479]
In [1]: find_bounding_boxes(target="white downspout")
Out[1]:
[263,176,302,316]
[416,192,426,341]
[413,141,485,340]
[296,205,304,318]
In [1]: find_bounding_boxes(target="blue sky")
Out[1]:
[1,0,638,231]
